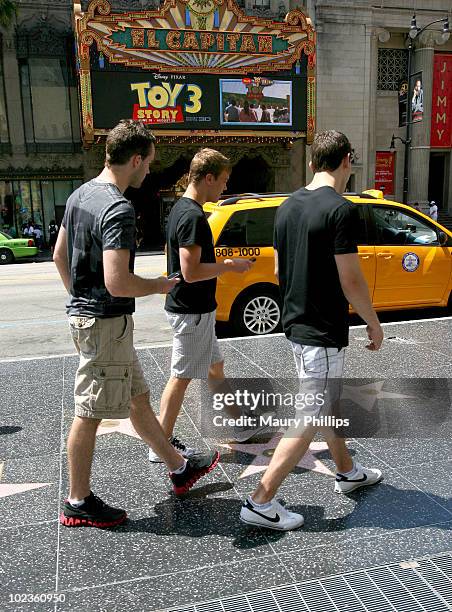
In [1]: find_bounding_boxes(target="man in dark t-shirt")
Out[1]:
[54,121,219,529]
[148,148,255,463]
[240,130,385,531]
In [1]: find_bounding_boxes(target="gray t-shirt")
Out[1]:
[62,179,136,317]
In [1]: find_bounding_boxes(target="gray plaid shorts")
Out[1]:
[166,310,223,379]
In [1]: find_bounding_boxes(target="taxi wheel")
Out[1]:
[232,286,282,336]
[0,249,14,265]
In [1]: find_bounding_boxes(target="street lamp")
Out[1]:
[397,14,450,204]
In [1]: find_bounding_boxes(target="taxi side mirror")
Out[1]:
[438,231,448,246]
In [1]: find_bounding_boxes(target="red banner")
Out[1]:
[431,54,452,148]
[375,151,395,195]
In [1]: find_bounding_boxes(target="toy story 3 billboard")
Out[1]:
[74,0,316,143]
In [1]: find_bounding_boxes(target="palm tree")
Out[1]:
[0,0,16,30]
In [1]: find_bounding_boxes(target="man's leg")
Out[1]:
[158,377,191,438]
[250,429,316,504]
[67,416,101,500]
[131,390,186,471]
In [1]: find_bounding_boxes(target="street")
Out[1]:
[0,255,450,361]
[0,255,171,360]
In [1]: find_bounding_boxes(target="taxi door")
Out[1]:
[370,205,451,307]
[213,206,278,322]
[355,204,376,301]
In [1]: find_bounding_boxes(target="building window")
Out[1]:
[19,57,81,152]
[377,48,408,91]
[0,179,82,242]
[253,0,270,8]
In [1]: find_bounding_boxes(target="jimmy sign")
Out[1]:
[74,0,316,143]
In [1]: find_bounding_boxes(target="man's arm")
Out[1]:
[335,253,383,350]
[179,245,253,283]
[104,249,178,297]
[274,249,279,279]
[53,226,71,293]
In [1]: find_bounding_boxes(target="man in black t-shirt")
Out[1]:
[54,121,220,529]
[148,148,255,462]
[240,131,385,531]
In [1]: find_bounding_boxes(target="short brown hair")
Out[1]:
[106,119,156,166]
[188,148,231,184]
[310,130,352,172]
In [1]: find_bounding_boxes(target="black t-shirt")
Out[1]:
[274,186,359,349]
[165,196,217,314]
[63,179,136,318]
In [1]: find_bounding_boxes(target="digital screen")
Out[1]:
[90,58,306,131]
[219,78,292,126]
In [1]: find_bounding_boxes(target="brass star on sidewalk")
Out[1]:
[0,462,51,499]
[220,433,335,479]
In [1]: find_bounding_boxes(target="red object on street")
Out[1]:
[375,151,395,196]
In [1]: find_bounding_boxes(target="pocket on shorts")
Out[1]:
[89,363,133,411]
[114,315,132,343]
[301,346,339,376]
[167,313,202,335]
[69,316,97,358]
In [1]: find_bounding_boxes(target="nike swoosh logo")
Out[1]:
[337,474,368,483]
[246,502,280,523]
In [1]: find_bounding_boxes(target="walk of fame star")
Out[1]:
[0,461,51,498]
[341,380,415,412]
[220,434,335,479]
[96,418,140,439]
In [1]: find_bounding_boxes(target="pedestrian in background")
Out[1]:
[48,219,59,254]
[429,200,438,222]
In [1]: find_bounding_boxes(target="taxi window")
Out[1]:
[355,205,369,245]
[217,207,277,247]
[373,206,438,246]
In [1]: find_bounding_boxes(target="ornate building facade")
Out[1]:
[305,0,452,218]
[0,0,307,248]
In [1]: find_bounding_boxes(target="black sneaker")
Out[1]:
[59,492,127,528]
[170,450,220,495]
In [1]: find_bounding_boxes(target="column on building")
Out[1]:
[409,32,435,210]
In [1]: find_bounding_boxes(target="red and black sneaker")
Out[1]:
[170,450,220,495]
[59,492,127,528]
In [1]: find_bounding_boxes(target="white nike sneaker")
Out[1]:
[334,463,383,494]
[148,436,197,463]
[240,497,304,531]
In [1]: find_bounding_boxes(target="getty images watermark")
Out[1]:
[197,378,451,439]
[211,388,349,430]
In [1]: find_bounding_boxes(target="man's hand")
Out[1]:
[366,323,384,351]
[157,276,180,294]
[223,258,254,273]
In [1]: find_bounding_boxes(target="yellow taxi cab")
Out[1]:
[204,190,452,335]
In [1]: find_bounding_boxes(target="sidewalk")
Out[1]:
[1,319,451,611]
[32,249,164,263]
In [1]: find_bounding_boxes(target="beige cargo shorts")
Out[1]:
[69,314,149,419]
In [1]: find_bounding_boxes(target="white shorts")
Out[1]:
[290,342,345,420]
[166,310,223,379]
[291,343,345,379]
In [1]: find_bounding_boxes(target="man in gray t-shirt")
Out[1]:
[64,179,137,317]
[54,120,220,529]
